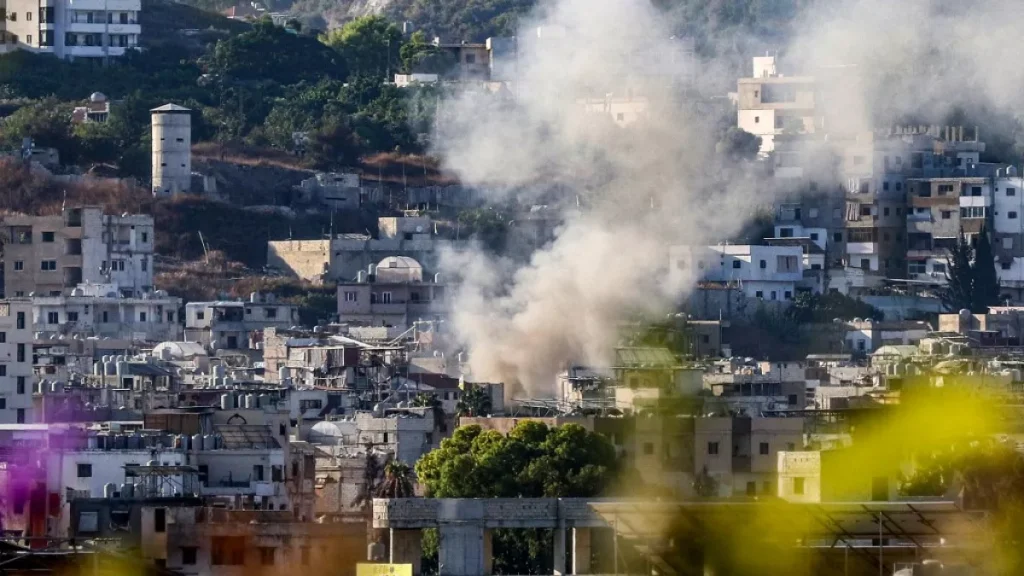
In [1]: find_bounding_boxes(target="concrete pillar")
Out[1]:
[572,527,591,575]
[553,527,566,576]
[483,529,493,576]
[438,524,486,576]
[389,529,422,575]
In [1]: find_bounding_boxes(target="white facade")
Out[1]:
[1,0,141,59]
[151,104,192,196]
[0,300,33,424]
[32,283,182,342]
[670,244,804,301]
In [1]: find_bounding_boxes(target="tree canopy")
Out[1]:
[942,228,1002,313]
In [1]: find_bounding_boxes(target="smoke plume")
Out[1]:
[434,0,764,397]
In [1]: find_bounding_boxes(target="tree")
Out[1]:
[972,225,1001,311]
[942,230,975,312]
[1,99,77,163]
[455,385,493,417]
[692,465,719,498]
[375,461,414,498]
[416,422,618,573]
[320,15,402,80]
[209,20,345,85]
[715,126,762,162]
[786,291,883,324]
[400,31,455,75]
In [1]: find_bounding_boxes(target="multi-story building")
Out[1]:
[991,170,1024,299]
[32,282,181,342]
[1,206,154,298]
[0,299,33,424]
[736,56,818,155]
[1,0,141,59]
[670,244,811,302]
[267,213,453,283]
[336,256,448,328]
[183,294,299,351]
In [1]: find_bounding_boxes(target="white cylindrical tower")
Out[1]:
[151,103,192,196]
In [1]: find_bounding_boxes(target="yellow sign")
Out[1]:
[356,563,413,576]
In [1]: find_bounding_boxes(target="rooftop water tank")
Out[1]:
[203,435,215,451]
[244,394,254,409]
[191,434,203,451]
[213,364,225,378]
[220,393,233,410]
[121,483,134,498]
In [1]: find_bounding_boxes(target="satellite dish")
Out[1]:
[415,226,423,232]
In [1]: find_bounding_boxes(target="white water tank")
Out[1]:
[278,366,289,382]
[213,364,225,378]
[220,393,233,410]
[191,434,203,451]
[203,435,215,451]
[151,103,192,195]
[244,394,254,409]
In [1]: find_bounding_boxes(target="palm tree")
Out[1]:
[375,461,414,499]
[456,385,492,417]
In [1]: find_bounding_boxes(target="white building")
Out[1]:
[992,173,1024,296]
[1,207,155,298]
[670,244,808,302]
[736,56,817,155]
[0,300,33,424]
[183,294,299,351]
[151,104,192,196]
[32,282,182,342]
[1,0,141,59]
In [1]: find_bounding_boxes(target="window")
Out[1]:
[1002,262,1012,270]
[211,537,245,566]
[883,181,889,192]
[16,312,24,330]
[259,547,275,566]
[47,312,58,324]
[972,186,982,196]
[344,291,357,302]
[13,261,23,271]
[17,344,24,363]
[16,377,24,395]
[78,511,98,532]
[732,260,741,269]
[16,409,24,424]
[759,442,769,455]
[784,291,792,300]
[40,260,57,271]
[941,210,952,220]
[707,441,719,455]
[101,311,109,323]
[380,292,392,304]
[0,366,6,377]
[1011,211,1019,220]
[272,465,283,482]
[643,442,654,455]
[833,232,842,242]
[181,547,198,566]
[196,311,205,320]
[859,205,872,217]
[938,184,954,195]
[883,207,890,216]
[26,11,32,20]
[67,312,78,322]
[755,290,763,298]
[154,508,166,533]
[759,260,767,269]
[860,259,871,270]
[139,312,147,322]
[933,263,947,274]
[754,115,760,124]
[265,307,277,319]
[0,332,5,344]
[253,465,264,481]
[141,258,147,272]
[896,182,902,191]
[77,463,93,478]
[9,12,15,20]
[810,232,819,241]
[1008,188,1017,197]
[770,291,777,300]
[793,477,805,495]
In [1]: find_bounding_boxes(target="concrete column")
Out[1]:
[572,527,591,575]
[483,529,493,576]
[553,527,566,576]
[389,529,422,575]
[438,524,485,576]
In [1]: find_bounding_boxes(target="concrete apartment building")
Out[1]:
[736,56,817,155]
[267,213,452,283]
[336,256,448,329]
[991,171,1024,299]
[670,244,810,302]
[1,207,154,298]
[0,299,33,424]
[183,294,299,351]
[1,0,140,59]
[32,282,181,342]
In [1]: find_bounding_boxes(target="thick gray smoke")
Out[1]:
[434,0,764,397]
[435,0,1024,398]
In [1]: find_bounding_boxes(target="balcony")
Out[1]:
[67,0,141,10]
[65,22,140,34]
[846,242,878,255]
[960,196,991,208]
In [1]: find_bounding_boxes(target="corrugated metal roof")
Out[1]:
[614,347,678,368]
